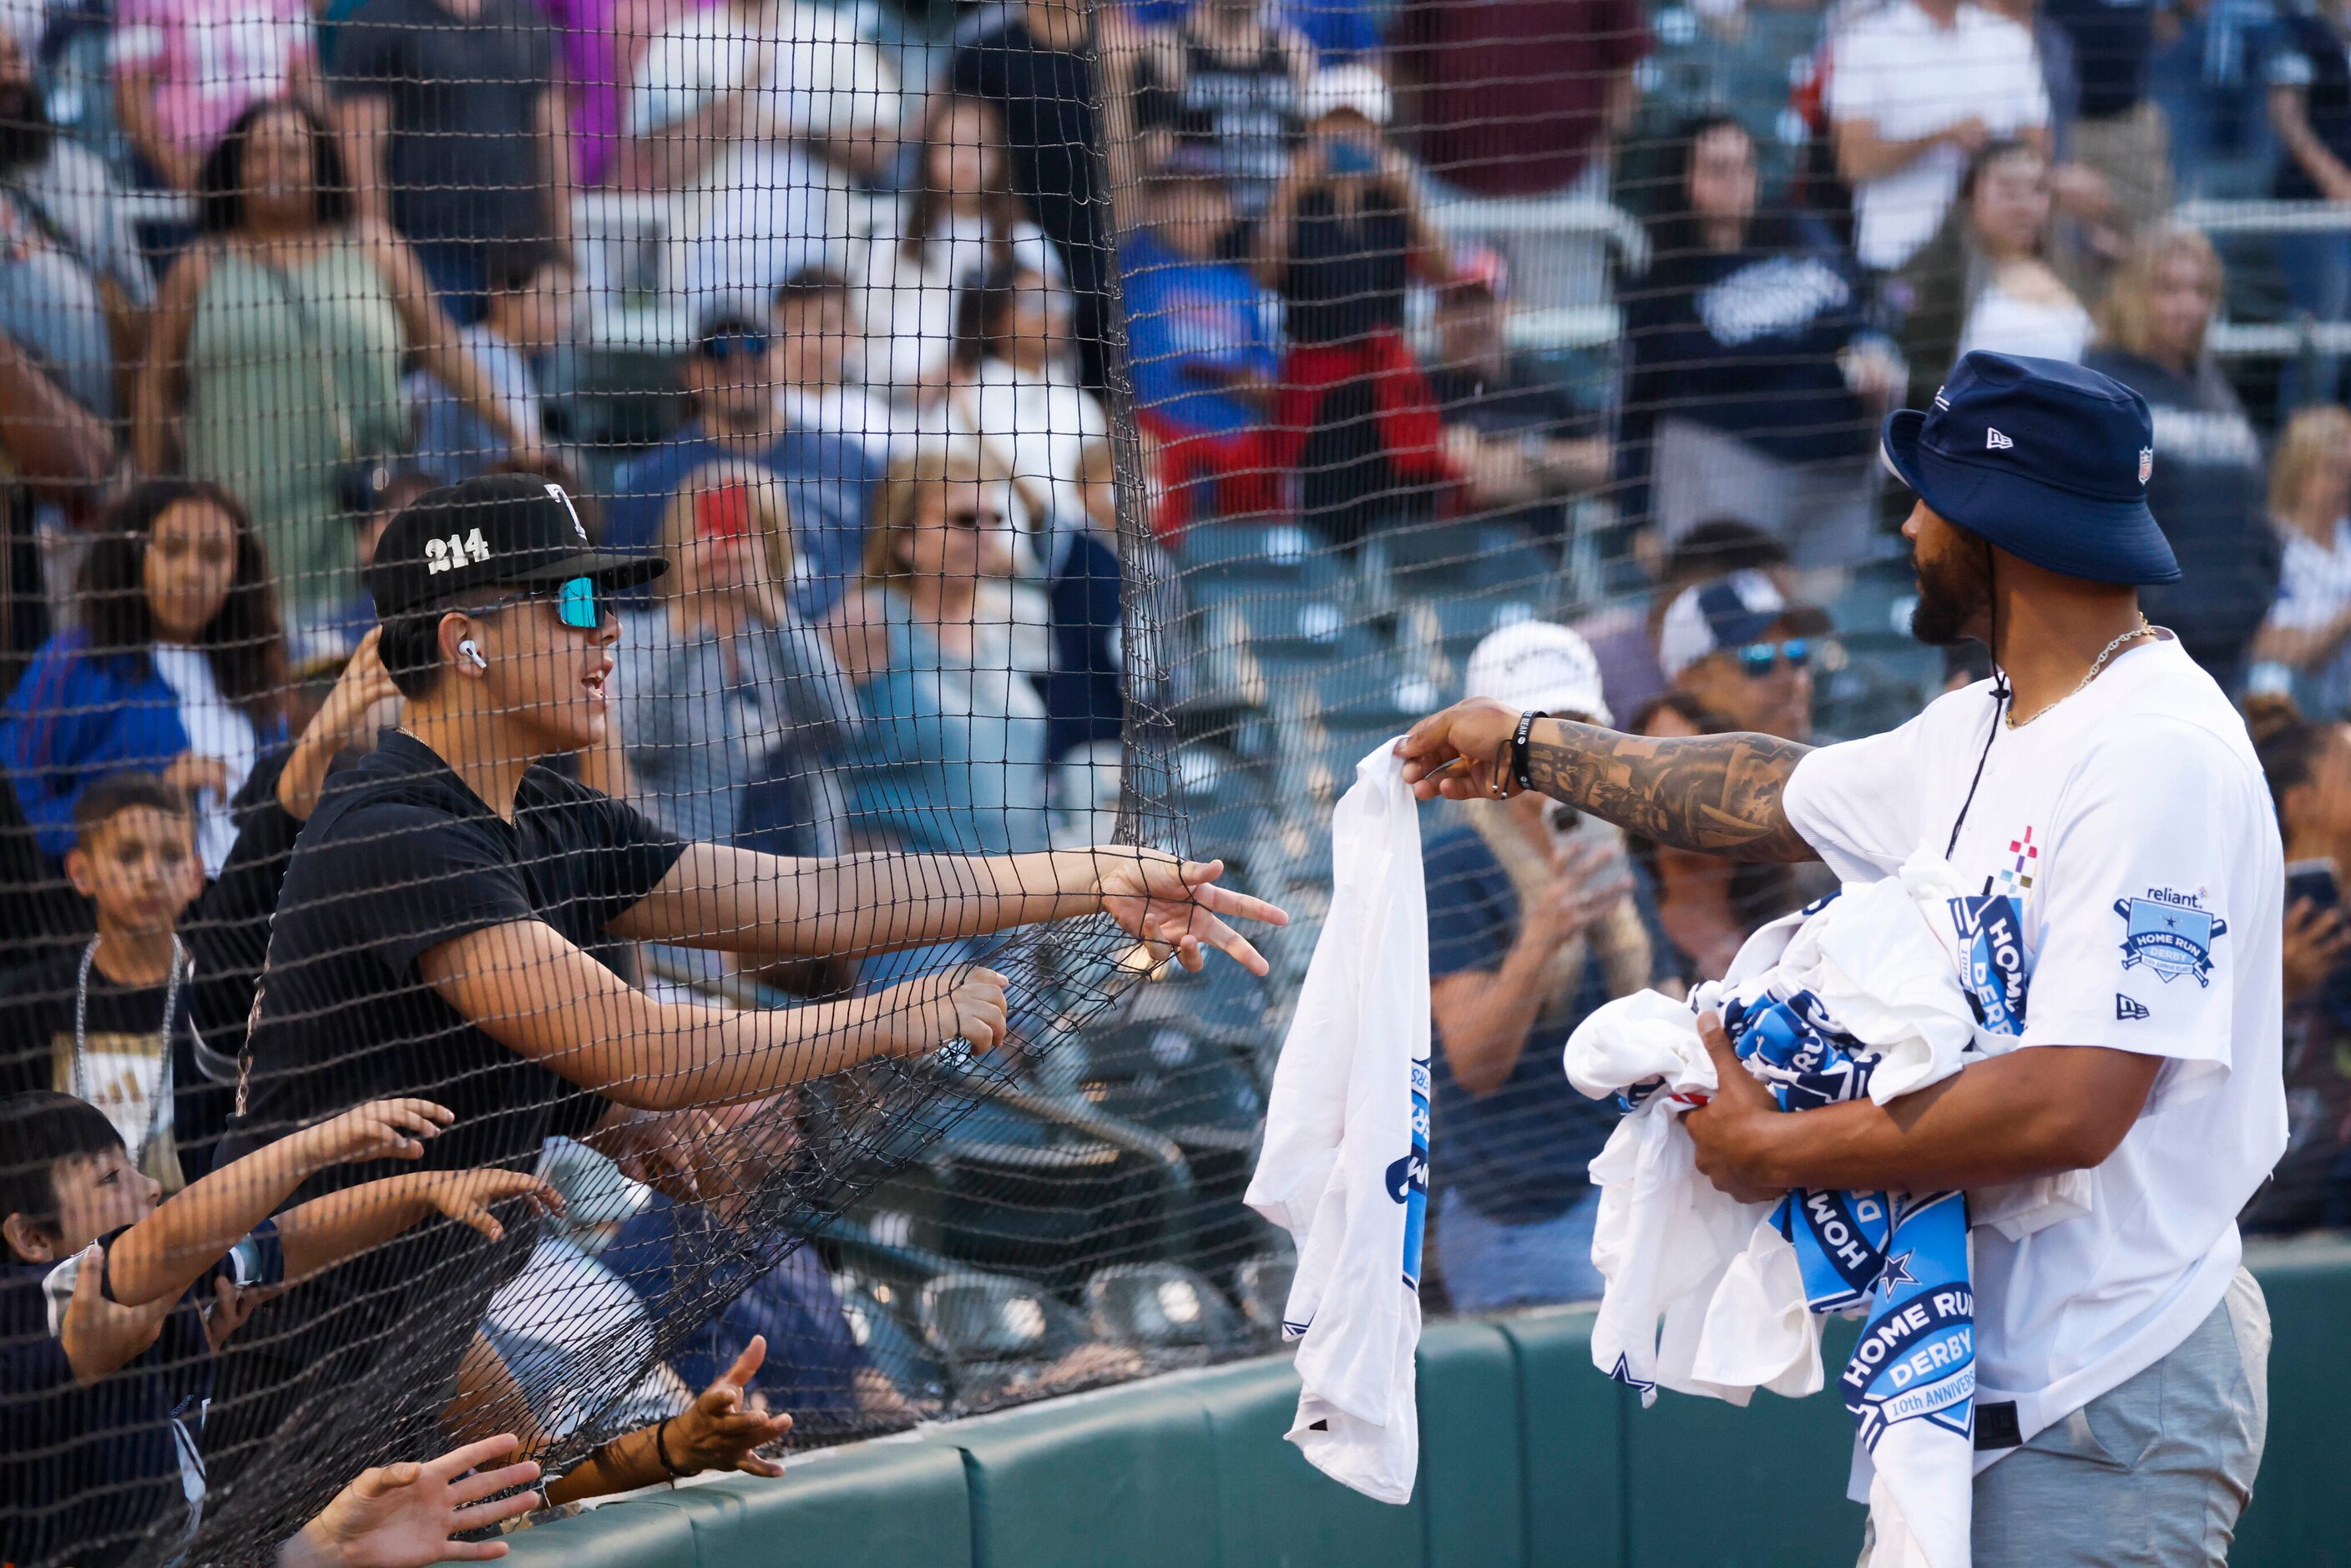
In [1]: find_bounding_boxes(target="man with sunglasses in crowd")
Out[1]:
[205,473,1283,1485]
[1660,568,1832,742]
[603,310,878,619]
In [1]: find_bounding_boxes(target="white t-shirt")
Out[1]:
[1827,1,2051,270]
[1955,281,2092,368]
[150,643,258,877]
[972,357,1107,535]
[1783,636,2284,1451]
[850,204,1063,391]
[2263,515,2351,711]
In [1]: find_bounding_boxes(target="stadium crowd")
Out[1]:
[5,0,2351,1558]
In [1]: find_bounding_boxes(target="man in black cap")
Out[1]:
[1400,352,2281,1560]
[206,473,1282,1484]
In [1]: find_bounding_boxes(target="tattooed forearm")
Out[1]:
[1521,720,1818,862]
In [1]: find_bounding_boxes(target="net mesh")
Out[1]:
[0,0,2330,1560]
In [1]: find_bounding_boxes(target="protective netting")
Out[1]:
[0,0,2343,1560]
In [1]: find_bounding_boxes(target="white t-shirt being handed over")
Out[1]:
[1783,635,2284,1454]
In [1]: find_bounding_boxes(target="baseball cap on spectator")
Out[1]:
[1464,620,1612,726]
[1658,569,1830,680]
[1302,63,1391,126]
[368,473,666,618]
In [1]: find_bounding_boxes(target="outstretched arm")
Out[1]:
[1398,697,1818,863]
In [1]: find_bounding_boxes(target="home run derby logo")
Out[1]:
[1778,1188,1891,1313]
[1948,893,2029,1035]
[1386,1054,1432,1290]
[1842,1283,1977,1449]
[2112,887,2227,987]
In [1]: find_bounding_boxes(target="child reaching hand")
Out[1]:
[1,1092,557,1568]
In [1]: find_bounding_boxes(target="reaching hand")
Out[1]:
[161,751,235,802]
[663,1336,792,1479]
[201,1274,272,1353]
[294,1100,456,1172]
[277,1433,544,1568]
[588,1106,746,1208]
[1397,697,1524,802]
[58,1244,172,1383]
[414,1171,564,1245]
[2283,897,2350,1006]
[1091,847,1288,976]
[878,966,1010,1057]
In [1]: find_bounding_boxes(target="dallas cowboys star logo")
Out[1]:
[1878,1251,1919,1291]
[1606,1353,1656,1395]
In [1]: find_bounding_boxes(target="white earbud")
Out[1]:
[458,639,488,670]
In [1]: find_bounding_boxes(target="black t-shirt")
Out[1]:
[949,21,1108,298]
[224,730,685,1190]
[0,1222,282,1568]
[2043,0,2156,119]
[2273,10,2351,201]
[329,0,556,245]
[1281,185,1411,345]
[0,949,230,1189]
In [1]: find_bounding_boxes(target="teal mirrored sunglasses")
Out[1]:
[553,575,602,630]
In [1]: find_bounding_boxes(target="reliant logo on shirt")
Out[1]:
[2113,888,2227,986]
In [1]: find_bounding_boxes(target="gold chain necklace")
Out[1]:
[2004,614,2156,729]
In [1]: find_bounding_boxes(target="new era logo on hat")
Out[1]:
[1879,352,2181,587]
[369,473,666,617]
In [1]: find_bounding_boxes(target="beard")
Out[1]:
[0,81,53,174]
[1909,530,1993,647]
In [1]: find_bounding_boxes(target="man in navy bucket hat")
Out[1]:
[1399,351,2281,1563]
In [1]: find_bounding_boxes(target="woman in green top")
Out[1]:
[134,99,535,617]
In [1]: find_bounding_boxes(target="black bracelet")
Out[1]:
[1510,711,1547,794]
[654,1416,685,1479]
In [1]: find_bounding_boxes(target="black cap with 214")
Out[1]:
[367,473,668,617]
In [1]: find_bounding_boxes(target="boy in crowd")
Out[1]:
[2,1091,552,1568]
[0,776,231,1191]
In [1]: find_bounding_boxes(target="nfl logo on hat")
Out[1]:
[2138,448,2154,485]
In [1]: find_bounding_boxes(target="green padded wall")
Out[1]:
[1418,1319,1529,1568]
[2232,1237,2351,1568]
[1497,1306,1626,1568]
[1188,1356,1426,1568]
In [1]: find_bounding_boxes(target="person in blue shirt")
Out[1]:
[603,313,878,621]
[1119,153,1285,539]
[1423,624,1682,1312]
[0,481,291,878]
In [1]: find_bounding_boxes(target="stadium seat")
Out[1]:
[1175,518,1352,599]
[1121,961,1275,1051]
[1232,1252,1296,1339]
[833,1268,953,1410]
[918,1269,1094,1377]
[1365,520,1558,600]
[1083,1262,1246,1353]
[1167,744,1275,877]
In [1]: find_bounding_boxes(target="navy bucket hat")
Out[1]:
[1880,351,2181,586]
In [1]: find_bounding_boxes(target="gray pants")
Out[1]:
[1863,1269,2271,1567]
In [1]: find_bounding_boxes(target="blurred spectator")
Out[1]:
[1573,518,1791,725]
[606,311,877,619]
[614,459,857,847]
[772,266,899,458]
[630,0,902,309]
[2086,225,2274,698]
[1658,567,1826,742]
[949,0,1113,390]
[0,336,112,685]
[2242,694,2351,1233]
[1628,688,1798,979]
[276,1430,545,1568]
[1422,623,1672,1310]
[2040,0,2170,235]
[539,0,700,191]
[1120,152,1283,541]
[409,236,577,484]
[1894,141,2089,406]
[109,0,321,193]
[1257,78,1459,544]
[2256,405,2351,709]
[1827,0,2050,272]
[305,463,436,660]
[1428,249,1610,552]
[1621,116,1895,569]
[0,481,290,875]
[136,99,533,615]
[2269,0,2351,406]
[329,0,572,319]
[1,28,155,427]
[1128,0,1312,220]
[0,775,230,1191]
[953,260,1111,539]
[1392,0,1647,198]
[1119,0,1385,65]
[820,438,1050,855]
[849,94,1060,397]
